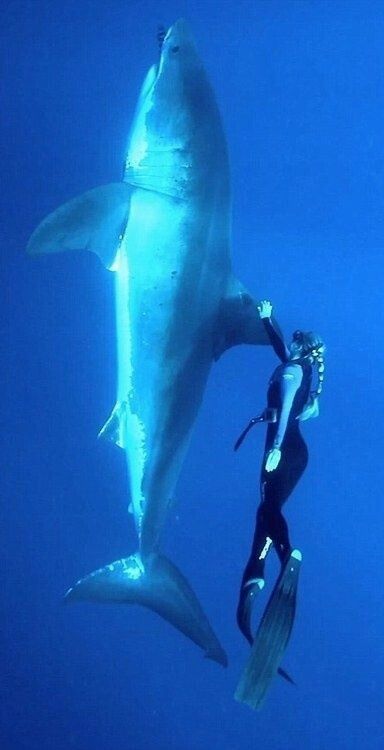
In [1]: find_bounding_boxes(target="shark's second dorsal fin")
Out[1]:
[214,279,281,360]
[27,183,132,269]
[98,401,127,448]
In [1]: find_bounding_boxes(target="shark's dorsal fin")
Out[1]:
[27,183,132,269]
[214,279,279,360]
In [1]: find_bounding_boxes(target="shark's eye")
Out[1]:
[171,45,180,53]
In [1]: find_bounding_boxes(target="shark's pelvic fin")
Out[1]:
[65,552,228,667]
[27,183,132,269]
[98,401,127,448]
[214,279,277,360]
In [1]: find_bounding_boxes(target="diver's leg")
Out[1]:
[236,479,273,644]
[237,501,291,642]
[265,501,292,567]
[237,437,307,643]
[263,437,308,567]
[237,467,297,641]
[245,471,290,575]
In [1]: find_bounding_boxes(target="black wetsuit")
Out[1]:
[240,319,312,587]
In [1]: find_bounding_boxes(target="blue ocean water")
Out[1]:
[2,1,384,748]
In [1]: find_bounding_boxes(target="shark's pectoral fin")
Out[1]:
[65,552,227,667]
[214,279,282,359]
[98,401,127,448]
[27,183,132,269]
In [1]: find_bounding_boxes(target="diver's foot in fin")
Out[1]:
[235,549,302,710]
[236,578,265,645]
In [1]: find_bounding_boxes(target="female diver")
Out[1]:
[236,300,325,645]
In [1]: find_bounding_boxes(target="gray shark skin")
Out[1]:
[27,20,270,667]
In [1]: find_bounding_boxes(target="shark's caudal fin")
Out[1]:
[65,551,228,667]
[214,278,283,359]
[27,183,132,269]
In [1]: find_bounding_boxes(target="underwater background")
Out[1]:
[2,0,384,748]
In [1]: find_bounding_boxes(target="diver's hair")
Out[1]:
[297,332,325,421]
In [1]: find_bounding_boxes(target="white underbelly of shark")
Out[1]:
[27,20,270,667]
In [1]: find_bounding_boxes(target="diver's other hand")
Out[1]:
[265,448,281,472]
[257,300,273,319]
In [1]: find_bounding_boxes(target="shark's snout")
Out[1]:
[161,18,196,61]
[165,18,192,45]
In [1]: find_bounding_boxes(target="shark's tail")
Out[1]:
[65,552,227,667]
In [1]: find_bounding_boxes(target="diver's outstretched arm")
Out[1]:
[263,317,289,363]
[257,300,289,363]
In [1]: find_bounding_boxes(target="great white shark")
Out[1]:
[27,20,272,667]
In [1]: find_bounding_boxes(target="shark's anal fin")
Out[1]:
[27,183,132,269]
[64,551,228,668]
[214,279,283,360]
